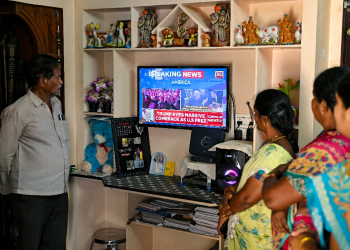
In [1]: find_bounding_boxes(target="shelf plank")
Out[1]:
[84,112,114,116]
[132,221,219,240]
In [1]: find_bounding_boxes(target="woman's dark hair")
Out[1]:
[26,54,60,87]
[254,89,299,154]
[313,67,349,112]
[337,71,350,109]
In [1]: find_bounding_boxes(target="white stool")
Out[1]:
[90,228,126,250]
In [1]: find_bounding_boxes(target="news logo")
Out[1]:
[215,71,224,78]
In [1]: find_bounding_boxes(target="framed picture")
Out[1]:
[149,152,167,175]
[111,117,151,177]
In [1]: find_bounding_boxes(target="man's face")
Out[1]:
[43,68,63,96]
[211,91,216,98]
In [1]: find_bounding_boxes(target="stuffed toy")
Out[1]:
[81,119,114,174]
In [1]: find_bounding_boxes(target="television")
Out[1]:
[138,66,230,130]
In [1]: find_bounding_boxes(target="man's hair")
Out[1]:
[26,54,60,87]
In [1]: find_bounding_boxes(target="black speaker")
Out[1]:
[189,127,225,159]
[215,148,249,193]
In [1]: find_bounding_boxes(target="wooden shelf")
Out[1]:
[83,112,114,116]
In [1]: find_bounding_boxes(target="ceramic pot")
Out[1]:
[89,102,98,112]
[103,102,112,113]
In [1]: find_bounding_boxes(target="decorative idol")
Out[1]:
[294,22,301,44]
[105,23,116,48]
[85,23,96,48]
[277,14,294,45]
[162,28,174,47]
[242,16,259,45]
[234,25,244,45]
[210,4,230,47]
[174,11,189,47]
[116,22,126,47]
[257,25,279,45]
[187,26,198,47]
[202,32,211,47]
[138,9,157,48]
[124,21,131,48]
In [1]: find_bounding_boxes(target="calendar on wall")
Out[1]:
[111,117,152,177]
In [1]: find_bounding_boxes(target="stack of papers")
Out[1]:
[191,206,219,237]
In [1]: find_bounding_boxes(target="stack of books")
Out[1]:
[163,215,193,230]
[190,206,219,238]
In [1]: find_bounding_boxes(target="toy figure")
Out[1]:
[242,16,259,45]
[125,21,131,48]
[277,14,294,45]
[257,25,279,45]
[105,23,116,47]
[86,27,94,48]
[211,4,230,47]
[87,22,101,48]
[202,32,211,47]
[187,26,198,47]
[138,9,157,48]
[234,25,244,45]
[117,22,125,47]
[294,22,301,44]
[162,28,174,47]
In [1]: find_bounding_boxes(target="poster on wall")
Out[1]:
[111,117,152,177]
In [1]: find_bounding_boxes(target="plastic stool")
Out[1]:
[90,228,126,250]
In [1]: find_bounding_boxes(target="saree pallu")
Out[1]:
[274,131,350,250]
[226,143,293,250]
[306,160,350,250]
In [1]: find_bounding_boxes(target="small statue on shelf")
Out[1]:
[162,28,174,47]
[138,9,157,48]
[242,16,259,45]
[124,21,131,48]
[187,26,198,47]
[85,23,96,48]
[234,25,244,45]
[178,10,189,27]
[210,4,230,47]
[277,14,294,45]
[257,25,279,45]
[294,22,301,44]
[106,23,116,48]
[202,32,211,47]
[150,34,157,48]
[116,22,126,47]
[174,26,187,46]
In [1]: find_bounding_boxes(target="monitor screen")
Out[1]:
[138,66,230,130]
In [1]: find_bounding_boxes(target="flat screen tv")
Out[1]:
[138,66,230,130]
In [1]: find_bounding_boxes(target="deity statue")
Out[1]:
[242,16,259,45]
[106,23,116,48]
[116,22,125,47]
[202,32,211,47]
[124,21,131,48]
[277,14,294,45]
[187,27,198,47]
[210,4,230,47]
[138,9,157,48]
[174,11,189,47]
[86,22,99,48]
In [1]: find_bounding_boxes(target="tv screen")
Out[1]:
[138,66,230,130]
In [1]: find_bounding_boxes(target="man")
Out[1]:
[187,90,207,107]
[0,54,70,250]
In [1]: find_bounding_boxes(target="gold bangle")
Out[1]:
[298,236,317,250]
[224,186,236,194]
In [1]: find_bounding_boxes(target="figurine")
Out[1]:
[257,25,279,45]
[210,4,230,47]
[124,21,131,48]
[162,28,174,47]
[86,23,96,48]
[105,23,116,47]
[242,16,259,45]
[294,22,301,44]
[174,11,189,47]
[202,32,211,47]
[187,26,198,47]
[117,22,126,47]
[277,14,294,45]
[150,34,157,48]
[234,25,244,45]
[138,9,157,48]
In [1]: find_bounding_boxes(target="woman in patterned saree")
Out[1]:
[218,89,298,250]
[261,67,350,250]
[304,72,350,250]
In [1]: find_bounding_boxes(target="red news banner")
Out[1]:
[154,110,223,127]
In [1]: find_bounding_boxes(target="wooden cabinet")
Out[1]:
[70,0,340,249]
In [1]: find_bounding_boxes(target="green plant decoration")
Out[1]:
[278,78,300,98]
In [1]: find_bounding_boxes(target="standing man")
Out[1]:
[0,54,70,250]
